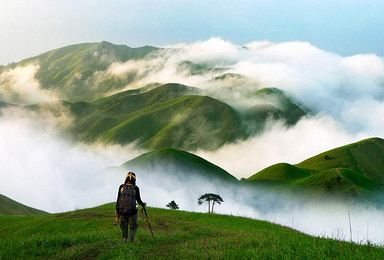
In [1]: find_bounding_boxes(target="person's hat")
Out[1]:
[126,171,136,182]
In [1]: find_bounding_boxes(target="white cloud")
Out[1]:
[197,115,370,178]
[0,64,58,104]
[101,38,384,133]
[0,107,143,212]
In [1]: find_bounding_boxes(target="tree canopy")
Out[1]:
[166,200,179,210]
[197,193,223,213]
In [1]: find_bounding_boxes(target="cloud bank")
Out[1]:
[0,64,58,104]
[0,107,142,212]
[105,38,384,131]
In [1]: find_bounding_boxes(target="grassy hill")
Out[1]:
[23,83,306,151]
[0,194,47,216]
[248,163,311,182]
[294,168,384,198]
[245,87,306,126]
[1,203,383,259]
[59,84,303,150]
[1,41,158,101]
[247,138,384,201]
[121,148,238,183]
[70,84,243,150]
[297,137,384,185]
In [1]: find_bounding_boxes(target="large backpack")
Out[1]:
[118,184,137,216]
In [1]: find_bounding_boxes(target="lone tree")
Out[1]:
[166,200,179,210]
[197,193,223,213]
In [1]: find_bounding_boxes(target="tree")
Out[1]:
[197,193,224,213]
[166,200,179,210]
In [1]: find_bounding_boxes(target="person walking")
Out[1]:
[115,171,146,243]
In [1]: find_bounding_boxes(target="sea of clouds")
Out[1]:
[1,38,384,244]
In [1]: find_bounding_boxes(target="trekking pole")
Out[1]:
[143,207,154,238]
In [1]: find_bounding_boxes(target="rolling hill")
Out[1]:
[248,163,311,182]
[24,82,305,151]
[68,83,244,150]
[245,87,307,126]
[247,138,384,201]
[120,148,238,183]
[1,203,383,259]
[297,137,384,185]
[0,194,47,216]
[73,85,305,150]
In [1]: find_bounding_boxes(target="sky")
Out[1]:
[1,0,384,65]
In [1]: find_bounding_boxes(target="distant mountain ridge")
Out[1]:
[0,41,307,150]
[23,81,305,151]
[1,41,159,101]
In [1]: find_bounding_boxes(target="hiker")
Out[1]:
[115,171,146,243]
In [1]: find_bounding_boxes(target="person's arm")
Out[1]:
[135,186,146,207]
[116,184,122,214]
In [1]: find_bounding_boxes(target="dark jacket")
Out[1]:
[116,184,145,215]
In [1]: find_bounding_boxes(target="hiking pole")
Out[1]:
[143,207,154,238]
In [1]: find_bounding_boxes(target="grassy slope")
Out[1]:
[293,168,384,198]
[3,41,158,101]
[68,83,243,150]
[248,163,311,182]
[122,148,238,182]
[247,138,384,200]
[298,138,384,185]
[1,203,383,259]
[246,87,306,126]
[0,194,47,216]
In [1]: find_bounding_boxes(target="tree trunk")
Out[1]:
[212,201,215,213]
[208,200,210,213]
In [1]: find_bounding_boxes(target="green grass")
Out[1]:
[0,194,47,216]
[1,203,383,259]
[293,168,382,198]
[248,163,311,182]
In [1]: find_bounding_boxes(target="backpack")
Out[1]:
[118,184,137,216]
